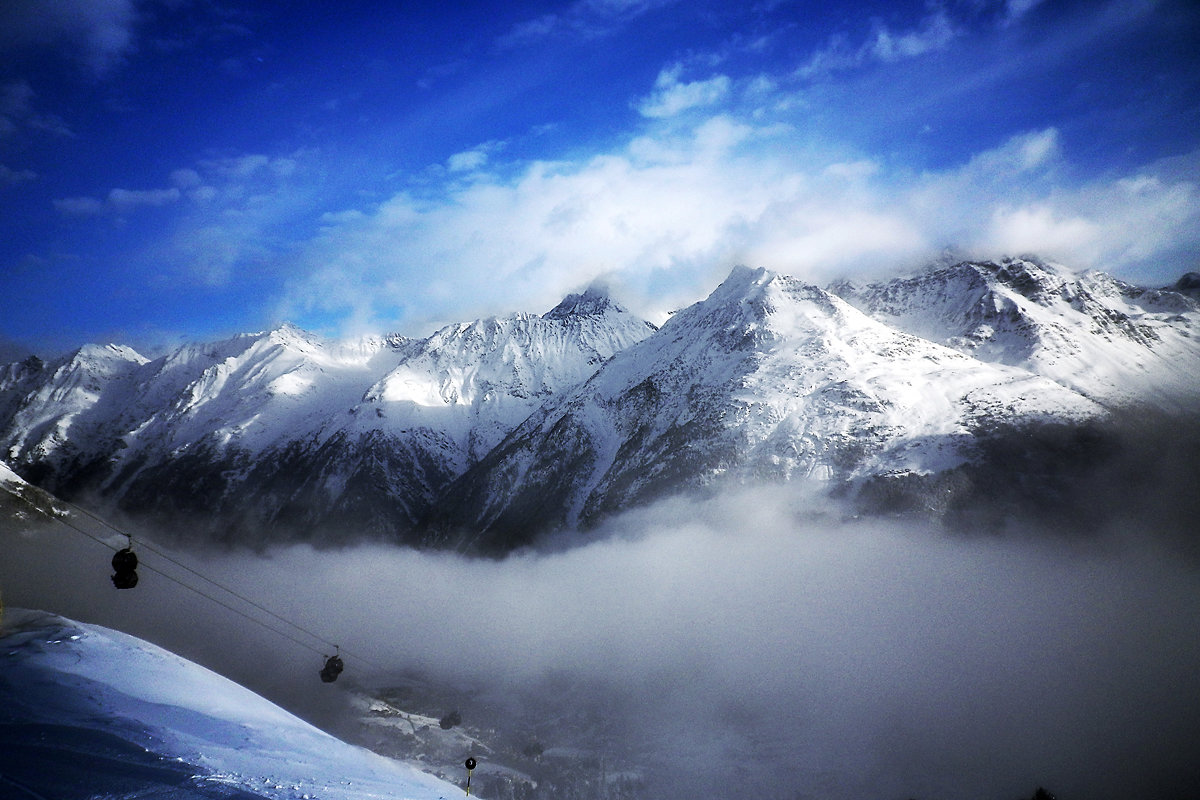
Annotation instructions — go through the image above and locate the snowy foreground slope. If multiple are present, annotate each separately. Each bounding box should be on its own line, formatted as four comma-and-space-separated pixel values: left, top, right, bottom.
0, 608, 461, 800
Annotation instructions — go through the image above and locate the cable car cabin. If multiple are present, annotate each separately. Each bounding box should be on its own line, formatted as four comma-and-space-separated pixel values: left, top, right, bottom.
320, 654, 344, 683
111, 547, 138, 589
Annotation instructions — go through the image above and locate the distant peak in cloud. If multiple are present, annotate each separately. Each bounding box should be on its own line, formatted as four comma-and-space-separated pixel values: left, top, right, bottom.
544, 280, 624, 319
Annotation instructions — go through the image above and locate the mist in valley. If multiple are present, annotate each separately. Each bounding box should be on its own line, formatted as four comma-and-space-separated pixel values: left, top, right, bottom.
5, 457, 1200, 800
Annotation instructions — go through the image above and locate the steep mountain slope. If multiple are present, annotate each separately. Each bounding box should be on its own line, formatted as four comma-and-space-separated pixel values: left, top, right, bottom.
0, 289, 655, 545
433, 266, 1105, 552
831, 257, 1200, 410
0, 609, 460, 800
3, 259, 1197, 552
362, 286, 659, 465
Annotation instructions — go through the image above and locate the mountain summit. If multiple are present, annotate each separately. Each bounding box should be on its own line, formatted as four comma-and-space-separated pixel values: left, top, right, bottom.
432, 265, 1107, 551
0, 289, 656, 546
2, 259, 1197, 551
832, 257, 1200, 409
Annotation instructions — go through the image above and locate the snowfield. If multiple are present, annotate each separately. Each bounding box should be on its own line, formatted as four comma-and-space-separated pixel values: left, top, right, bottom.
0, 608, 462, 800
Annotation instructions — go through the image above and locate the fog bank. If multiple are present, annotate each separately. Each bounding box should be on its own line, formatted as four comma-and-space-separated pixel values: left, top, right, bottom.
3, 485, 1199, 799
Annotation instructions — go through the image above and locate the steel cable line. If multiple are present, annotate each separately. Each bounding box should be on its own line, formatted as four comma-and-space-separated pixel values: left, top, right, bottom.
1, 482, 381, 670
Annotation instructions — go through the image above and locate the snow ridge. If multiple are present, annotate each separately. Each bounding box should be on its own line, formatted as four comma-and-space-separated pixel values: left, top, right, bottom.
831, 256, 1200, 410
0, 288, 656, 545
2, 261, 1197, 550
433, 265, 1109, 551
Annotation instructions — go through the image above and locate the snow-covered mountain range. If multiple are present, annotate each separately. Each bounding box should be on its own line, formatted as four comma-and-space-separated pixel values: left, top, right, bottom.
2, 257, 1198, 551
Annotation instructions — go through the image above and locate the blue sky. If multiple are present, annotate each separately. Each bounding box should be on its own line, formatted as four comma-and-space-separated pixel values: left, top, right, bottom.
2, 0, 1199, 354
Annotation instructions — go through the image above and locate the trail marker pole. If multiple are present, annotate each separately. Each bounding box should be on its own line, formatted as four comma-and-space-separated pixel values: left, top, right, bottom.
464, 757, 476, 796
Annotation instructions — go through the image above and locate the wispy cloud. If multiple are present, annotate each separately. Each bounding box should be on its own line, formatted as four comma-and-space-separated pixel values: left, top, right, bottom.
0, 164, 37, 186
55, 187, 182, 217
0, 0, 138, 76
0, 81, 74, 139
445, 140, 505, 173
51, 149, 320, 291
797, 7, 960, 79
1002, 0, 1049, 25
636, 64, 732, 118
496, 0, 680, 47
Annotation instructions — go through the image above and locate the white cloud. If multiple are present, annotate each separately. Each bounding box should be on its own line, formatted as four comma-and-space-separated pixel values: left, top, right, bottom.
273, 117, 1200, 337
637, 64, 732, 118
984, 204, 1101, 258
976, 170, 1199, 268
447, 149, 488, 172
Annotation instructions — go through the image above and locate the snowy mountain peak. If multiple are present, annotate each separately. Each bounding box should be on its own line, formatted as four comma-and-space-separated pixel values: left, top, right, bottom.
74, 342, 150, 365
434, 262, 1109, 549
265, 320, 322, 349
712, 264, 775, 298
545, 282, 621, 319
667, 265, 852, 354
987, 255, 1069, 300
833, 257, 1200, 408
2, 257, 1197, 551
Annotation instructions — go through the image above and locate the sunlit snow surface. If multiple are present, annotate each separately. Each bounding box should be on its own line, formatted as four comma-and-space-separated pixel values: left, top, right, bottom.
0, 608, 458, 800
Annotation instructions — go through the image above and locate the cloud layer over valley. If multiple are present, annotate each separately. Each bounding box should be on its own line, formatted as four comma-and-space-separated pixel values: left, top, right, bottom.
5, 479, 1198, 799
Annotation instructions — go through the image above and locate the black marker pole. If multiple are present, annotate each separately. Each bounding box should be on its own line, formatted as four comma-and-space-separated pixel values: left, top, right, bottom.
464, 757, 476, 796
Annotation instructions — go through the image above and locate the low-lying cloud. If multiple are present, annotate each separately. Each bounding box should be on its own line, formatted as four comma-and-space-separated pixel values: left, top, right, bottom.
4, 480, 1198, 799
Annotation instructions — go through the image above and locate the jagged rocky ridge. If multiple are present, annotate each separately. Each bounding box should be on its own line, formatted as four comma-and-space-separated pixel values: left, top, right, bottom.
2, 259, 1198, 551
0, 288, 656, 546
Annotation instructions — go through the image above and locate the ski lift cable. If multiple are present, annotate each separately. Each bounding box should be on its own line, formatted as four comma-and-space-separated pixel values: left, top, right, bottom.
33, 487, 382, 669
136, 559, 336, 659
63, 500, 349, 653
2, 485, 326, 657
117, 535, 339, 656
1, 483, 380, 668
